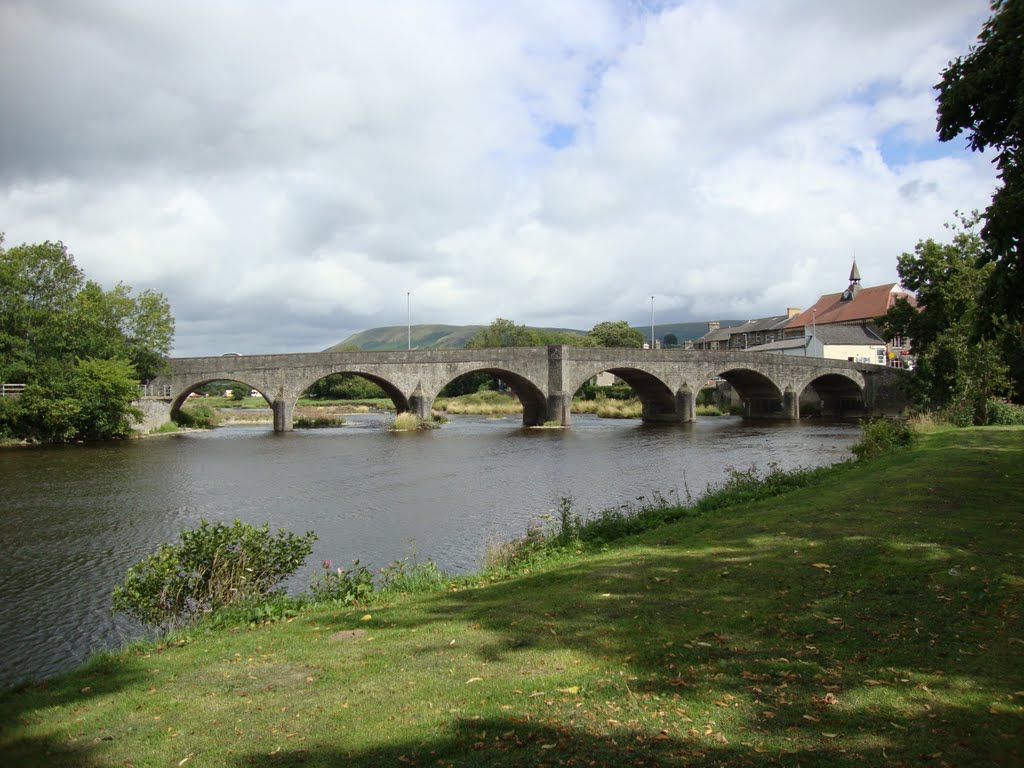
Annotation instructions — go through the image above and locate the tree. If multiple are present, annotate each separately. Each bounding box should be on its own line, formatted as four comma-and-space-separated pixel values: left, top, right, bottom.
588, 320, 645, 348
305, 373, 386, 400
663, 333, 679, 348
16, 358, 143, 441
0, 239, 84, 383
0, 237, 175, 441
534, 329, 597, 347
936, 0, 1024, 324
880, 213, 1013, 423
466, 318, 540, 348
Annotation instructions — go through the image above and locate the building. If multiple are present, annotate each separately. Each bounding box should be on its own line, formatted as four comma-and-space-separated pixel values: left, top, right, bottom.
752, 324, 887, 364
691, 320, 734, 351
693, 310, 802, 352
724, 310, 800, 350
781, 261, 915, 366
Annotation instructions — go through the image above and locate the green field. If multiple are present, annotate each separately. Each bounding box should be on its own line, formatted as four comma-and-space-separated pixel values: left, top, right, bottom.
2, 427, 1021, 766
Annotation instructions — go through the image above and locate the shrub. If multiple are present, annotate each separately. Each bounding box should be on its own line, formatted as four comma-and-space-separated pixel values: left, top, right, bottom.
112, 520, 316, 631
309, 559, 375, 604
378, 556, 449, 595
986, 399, 1024, 425
851, 418, 915, 460
176, 402, 220, 428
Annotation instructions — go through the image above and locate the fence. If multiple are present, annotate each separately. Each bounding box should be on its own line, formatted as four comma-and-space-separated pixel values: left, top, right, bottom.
0, 383, 26, 398
137, 383, 172, 398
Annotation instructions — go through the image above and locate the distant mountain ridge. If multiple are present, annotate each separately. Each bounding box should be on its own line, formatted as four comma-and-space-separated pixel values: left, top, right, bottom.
325, 320, 746, 351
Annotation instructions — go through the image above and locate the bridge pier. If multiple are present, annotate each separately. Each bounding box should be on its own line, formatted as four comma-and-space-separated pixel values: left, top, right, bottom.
546, 392, 572, 427
272, 399, 294, 432
783, 387, 800, 420
409, 390, 434, 421
677, 387, 696, 423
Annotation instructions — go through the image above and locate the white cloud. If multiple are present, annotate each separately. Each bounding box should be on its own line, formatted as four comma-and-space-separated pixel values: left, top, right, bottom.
0, 0, 997, 355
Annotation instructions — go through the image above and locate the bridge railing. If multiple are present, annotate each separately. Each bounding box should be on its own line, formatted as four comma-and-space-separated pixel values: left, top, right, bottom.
137, 383, 172, 398
0, 383, 26, 398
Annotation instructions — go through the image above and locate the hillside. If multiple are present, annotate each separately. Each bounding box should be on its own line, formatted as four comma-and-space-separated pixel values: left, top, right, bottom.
327, 320, 747, 351
324, 324, 484, 351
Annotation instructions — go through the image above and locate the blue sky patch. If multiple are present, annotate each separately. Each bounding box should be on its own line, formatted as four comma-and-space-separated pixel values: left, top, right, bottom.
542, 122, 577, 149
879, 125, 970, 168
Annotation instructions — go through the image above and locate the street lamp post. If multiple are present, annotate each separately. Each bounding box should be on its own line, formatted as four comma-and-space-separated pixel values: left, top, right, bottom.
407, 292, 411, 351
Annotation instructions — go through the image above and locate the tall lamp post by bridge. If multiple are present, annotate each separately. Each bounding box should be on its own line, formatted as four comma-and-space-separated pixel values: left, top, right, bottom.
650, 295, 655, 350
407, 292, 411, 351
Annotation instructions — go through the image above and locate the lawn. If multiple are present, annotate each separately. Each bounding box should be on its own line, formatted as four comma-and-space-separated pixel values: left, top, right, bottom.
1, 427, 1021, 766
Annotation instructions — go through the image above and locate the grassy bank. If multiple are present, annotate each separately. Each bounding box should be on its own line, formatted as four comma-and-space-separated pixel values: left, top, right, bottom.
2, 427, 1021, 766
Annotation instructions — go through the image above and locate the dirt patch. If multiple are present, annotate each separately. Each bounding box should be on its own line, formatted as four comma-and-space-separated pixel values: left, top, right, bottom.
329, 629, 368, 642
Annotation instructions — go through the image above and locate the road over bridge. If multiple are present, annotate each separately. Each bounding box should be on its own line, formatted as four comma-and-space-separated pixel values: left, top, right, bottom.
146, 346, 907, 432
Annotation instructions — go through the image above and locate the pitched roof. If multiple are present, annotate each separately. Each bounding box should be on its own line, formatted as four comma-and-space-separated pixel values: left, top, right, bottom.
746, 337, 809, 352
727, 314, 791, 336
814, 324, 885, 345
692, 325, 735, 345
785, 283, 914, 330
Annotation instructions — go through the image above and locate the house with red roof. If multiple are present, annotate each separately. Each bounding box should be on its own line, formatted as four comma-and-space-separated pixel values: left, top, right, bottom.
781, 261, 916, 367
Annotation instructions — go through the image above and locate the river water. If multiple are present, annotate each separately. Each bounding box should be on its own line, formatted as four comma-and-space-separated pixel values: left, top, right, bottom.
0, 414, 858, 687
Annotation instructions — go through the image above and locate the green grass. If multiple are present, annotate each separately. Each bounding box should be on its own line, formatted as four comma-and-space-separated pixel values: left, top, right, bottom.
2, 427, 1021, 766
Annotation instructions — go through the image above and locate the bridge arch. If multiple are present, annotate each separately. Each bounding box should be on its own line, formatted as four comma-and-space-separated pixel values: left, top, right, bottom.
435, 367, 549, 426
567, 365, 681, 423
169, 378, 271, 423
797, 370, 866, 418
295, 370, 411, 414
701, 366, 787, 419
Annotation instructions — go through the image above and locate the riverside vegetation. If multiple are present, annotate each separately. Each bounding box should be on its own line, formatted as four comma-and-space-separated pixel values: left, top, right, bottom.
1, 421, 1021, 766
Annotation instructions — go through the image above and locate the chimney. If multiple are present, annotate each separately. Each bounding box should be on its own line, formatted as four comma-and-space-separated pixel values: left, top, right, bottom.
787, 307, 801, 318
707, 320, 720, 332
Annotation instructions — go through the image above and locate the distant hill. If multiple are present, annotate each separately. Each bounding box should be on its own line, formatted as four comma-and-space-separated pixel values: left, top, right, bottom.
326, 320, 748, 351
325, 325, 485, 351
648, 321, 746, 345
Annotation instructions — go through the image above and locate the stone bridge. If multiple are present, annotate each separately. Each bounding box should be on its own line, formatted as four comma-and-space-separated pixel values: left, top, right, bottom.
146, 346, 907, 432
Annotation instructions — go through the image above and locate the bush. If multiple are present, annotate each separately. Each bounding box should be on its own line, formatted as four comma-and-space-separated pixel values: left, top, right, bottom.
308, 559, 375, 604
986, 399, 1024, 425
577, 383, 635, 401
378, 556, 449, 595
851, 418, 915, 460
113, 520, 316, 631
176, 402, 220, 428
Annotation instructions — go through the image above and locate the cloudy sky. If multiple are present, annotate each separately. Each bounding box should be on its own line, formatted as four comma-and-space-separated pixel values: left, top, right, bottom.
0, 0, 998, 356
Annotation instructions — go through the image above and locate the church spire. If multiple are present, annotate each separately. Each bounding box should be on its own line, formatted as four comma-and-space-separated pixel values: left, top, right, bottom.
841, 259, 862, 301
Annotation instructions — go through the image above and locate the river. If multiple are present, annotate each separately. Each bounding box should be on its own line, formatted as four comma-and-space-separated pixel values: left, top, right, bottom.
0, 413, 859, 687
